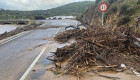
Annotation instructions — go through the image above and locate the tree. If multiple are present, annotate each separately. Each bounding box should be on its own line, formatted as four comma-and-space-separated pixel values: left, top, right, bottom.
137, 0, 140, 4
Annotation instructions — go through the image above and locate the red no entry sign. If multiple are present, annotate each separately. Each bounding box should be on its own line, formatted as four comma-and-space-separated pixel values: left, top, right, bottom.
99, 3, 108, 12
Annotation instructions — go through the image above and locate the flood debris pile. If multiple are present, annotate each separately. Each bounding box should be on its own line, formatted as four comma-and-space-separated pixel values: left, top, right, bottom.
54, 29, 85, 43
48, 26, 140, 78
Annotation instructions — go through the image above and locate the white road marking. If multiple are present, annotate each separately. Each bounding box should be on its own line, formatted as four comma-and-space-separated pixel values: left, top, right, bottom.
19, 27, 62, 80
19, 47, 46, 80
53, 27, 62, 37
0, 31, 32, 46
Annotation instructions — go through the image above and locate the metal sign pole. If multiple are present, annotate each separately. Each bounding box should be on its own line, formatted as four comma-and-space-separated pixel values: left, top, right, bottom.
100, 3, 108, 26
102, 12, 104, 26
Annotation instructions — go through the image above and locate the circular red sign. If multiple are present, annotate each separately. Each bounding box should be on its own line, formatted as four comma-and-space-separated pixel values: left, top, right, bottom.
99, 3, 108, 12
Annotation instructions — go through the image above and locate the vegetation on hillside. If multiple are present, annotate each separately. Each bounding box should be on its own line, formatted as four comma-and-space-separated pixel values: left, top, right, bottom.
0, 1, 94, 20
82, 0, 140, 27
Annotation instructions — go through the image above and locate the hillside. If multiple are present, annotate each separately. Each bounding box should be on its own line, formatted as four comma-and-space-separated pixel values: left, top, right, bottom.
0, 1, 94, 20
46, 1, 94, 17
82, 0, 140, 28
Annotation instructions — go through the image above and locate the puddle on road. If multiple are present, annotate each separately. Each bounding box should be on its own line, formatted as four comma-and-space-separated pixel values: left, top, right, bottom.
38, 40, 47, 45
31, 70, 45, 80
41, 57, 53, 66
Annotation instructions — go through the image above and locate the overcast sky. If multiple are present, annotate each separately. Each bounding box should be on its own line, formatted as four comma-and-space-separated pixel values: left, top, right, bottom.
0, 0, 95, 11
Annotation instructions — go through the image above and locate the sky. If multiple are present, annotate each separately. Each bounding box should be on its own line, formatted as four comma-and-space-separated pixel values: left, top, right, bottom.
0, 0, 95, 11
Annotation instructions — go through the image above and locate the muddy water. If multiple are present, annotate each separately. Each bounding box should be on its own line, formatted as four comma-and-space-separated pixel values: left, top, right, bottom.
37, 19, 80, 27
0, 19, 79, 34
0, 25, 24, 34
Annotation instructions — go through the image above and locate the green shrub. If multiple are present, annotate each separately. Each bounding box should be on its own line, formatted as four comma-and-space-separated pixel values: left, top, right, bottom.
137, 0, 140, 4
120, 4, 129, 14
117, 16, 131, 26
126, 7, 135, 15
110, 5, 118, 13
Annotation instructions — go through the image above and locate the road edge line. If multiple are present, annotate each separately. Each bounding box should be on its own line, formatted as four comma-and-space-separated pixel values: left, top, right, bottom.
19, 47, 46, 80
53, 27, 62, 37
19, 27, 62, 80
0, 31, 32, 46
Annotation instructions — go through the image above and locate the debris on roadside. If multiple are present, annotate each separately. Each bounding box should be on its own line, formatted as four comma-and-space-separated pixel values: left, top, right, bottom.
54, 29, 85, 43
47, 25, 140, 79
130, 68, 140, 77
0, 23, 42, 40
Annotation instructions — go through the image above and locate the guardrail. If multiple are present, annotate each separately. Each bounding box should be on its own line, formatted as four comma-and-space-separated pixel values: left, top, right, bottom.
0, 31, 32, 46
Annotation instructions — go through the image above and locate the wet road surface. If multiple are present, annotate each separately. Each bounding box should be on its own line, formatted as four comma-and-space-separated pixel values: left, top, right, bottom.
0, 28, 60, 80
0, 19, 79, 80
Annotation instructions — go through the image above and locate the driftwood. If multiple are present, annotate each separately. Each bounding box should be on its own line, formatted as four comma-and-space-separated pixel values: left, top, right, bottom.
46, 57, 57, 61
47, 26, 140, 79
93, 71, 120, 80
92, 45, 109, 65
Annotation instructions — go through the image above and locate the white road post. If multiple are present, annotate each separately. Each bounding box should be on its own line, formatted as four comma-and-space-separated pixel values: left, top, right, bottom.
102, 12, 104, 26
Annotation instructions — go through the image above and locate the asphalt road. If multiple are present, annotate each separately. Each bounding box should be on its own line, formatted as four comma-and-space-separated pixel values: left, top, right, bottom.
0, 28, 61, 80
0, 19, 79, 80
